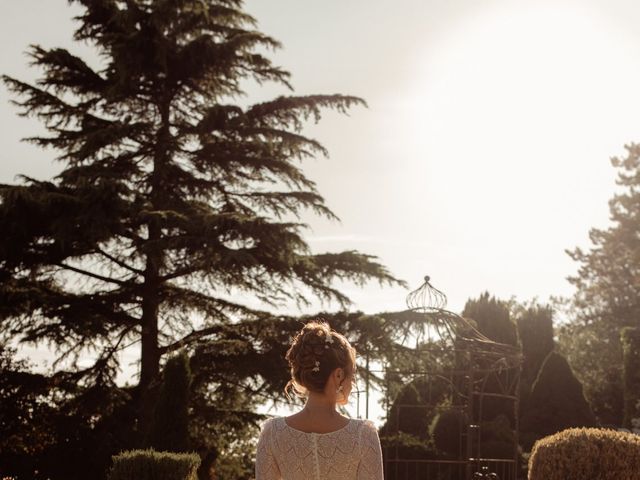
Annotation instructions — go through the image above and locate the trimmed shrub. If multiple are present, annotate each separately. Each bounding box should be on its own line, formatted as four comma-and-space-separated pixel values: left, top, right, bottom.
430, 407, 467, 457
381, 375, 450, 438
109, 449, 199, 480
621, 327, 640, 429
520, 351, 596, 450
528, 427, 640, 480
477, 414, 516, 459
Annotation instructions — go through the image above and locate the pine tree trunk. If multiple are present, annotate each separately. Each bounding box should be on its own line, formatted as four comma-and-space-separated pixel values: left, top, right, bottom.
139, 98, 171, 439
139, 249, 161, 441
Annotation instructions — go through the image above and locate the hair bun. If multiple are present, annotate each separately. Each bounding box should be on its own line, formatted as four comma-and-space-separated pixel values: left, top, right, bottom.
284, 320, 356, 399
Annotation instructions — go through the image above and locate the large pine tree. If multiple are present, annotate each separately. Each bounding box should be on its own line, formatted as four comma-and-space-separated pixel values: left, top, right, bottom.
0, 0, 401, 434
562, 142, 640, 424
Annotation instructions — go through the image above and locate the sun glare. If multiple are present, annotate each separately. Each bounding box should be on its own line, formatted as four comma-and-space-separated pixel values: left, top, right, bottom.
401, 3, 636, 232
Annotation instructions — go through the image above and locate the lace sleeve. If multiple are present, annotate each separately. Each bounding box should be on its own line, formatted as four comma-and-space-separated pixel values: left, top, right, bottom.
356, 420, 384, 480
255, 418, 281, 480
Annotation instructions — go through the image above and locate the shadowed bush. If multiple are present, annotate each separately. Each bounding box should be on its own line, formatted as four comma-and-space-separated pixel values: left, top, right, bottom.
381, 375, 451, 439
477, 414, 516, 459
108, 449, 200, 480
147, 353, 193, 452
520, 351, 596, 450
430, 407, 467, 457
528, 428, 640, 480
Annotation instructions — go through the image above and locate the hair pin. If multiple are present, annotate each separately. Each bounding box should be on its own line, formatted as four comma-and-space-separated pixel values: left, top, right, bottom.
312, 361, 320, 372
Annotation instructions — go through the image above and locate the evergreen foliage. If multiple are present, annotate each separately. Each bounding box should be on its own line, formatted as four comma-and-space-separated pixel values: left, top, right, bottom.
557, 318, 623, 426
563, 143, 640, 424
0, 344, 57, 479
147, 352, 193, 452
379, 432, 444, 480
462, 292, 519, 347
0, 0, 403, 456
621, 327, 640, 429
108, 449, 200, 480
0, 357, 137, 480
519, 351, 596, 450
476, 414, 516, 459
380, 374, 450, 438
461, 293, 519, 431
513, 302, 555, 424
429, 407, 466, 457
515, 303, 554, 385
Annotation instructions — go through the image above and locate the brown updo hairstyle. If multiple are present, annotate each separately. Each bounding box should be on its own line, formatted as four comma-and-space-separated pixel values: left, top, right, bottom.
285, 321, 356, 399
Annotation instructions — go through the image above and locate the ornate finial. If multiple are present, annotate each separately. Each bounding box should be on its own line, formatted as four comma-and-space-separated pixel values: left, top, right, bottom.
406, 275, 447, 311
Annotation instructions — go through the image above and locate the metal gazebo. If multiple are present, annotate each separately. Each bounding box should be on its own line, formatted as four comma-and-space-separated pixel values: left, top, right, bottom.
357, 277, 522, 480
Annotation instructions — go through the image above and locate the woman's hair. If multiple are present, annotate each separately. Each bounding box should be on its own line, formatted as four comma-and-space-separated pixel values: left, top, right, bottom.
285, 321, 356, 399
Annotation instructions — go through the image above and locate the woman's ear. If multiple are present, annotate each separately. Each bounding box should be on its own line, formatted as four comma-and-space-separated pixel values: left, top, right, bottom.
334, 367, 345, 383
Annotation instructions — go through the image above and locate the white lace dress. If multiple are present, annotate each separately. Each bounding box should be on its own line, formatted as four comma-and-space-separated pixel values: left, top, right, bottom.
255, 416, 384, 480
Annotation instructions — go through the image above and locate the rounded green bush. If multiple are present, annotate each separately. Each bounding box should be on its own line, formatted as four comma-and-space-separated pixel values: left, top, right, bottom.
430, 407, 467, 457
528, 427, 640, 480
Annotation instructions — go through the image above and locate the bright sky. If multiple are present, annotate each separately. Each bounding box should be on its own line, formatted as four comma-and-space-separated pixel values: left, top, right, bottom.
3, 1, 640, 410
244, 0, 640, 314
3, 0, 637, 313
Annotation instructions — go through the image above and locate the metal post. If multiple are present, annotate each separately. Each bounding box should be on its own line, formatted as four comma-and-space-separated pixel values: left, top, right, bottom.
365, 353, 370, 419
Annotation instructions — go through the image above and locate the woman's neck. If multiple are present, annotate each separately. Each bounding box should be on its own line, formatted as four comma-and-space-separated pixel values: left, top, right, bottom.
303, 394, 338, 416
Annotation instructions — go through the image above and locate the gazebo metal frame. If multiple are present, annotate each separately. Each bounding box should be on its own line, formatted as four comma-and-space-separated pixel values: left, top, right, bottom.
357, 277, 522, 480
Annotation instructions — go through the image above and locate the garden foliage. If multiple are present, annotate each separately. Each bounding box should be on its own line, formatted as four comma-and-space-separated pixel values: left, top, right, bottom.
147, 353, 193, 452
563, 143, 640, 424
528, 427, 640, 480
108, 449, 200, 480
520, 351, 596, 450
621, 327, 640, 430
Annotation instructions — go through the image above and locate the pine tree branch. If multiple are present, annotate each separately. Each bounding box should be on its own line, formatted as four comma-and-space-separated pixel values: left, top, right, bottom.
95, 247, 144, 275
159, 265, 200, 282
54, 262, 132, 287
159, 325, 222, 355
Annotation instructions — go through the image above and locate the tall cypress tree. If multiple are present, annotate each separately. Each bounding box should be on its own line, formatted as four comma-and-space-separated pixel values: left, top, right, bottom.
516, 304, 554, 386
148, 352, 192, 452
0, 0, 401, 433
462, 292, 519, 347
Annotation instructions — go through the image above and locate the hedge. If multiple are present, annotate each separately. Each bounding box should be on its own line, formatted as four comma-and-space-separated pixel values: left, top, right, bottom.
528, 427, 640, 480
108, 449, 200, 480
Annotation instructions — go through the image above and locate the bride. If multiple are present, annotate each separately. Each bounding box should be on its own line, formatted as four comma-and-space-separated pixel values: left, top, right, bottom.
255, 321, 383, 480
